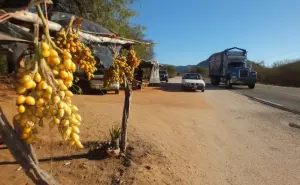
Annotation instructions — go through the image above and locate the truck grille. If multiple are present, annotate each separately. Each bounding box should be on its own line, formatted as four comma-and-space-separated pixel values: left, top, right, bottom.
239, 69, 248, 78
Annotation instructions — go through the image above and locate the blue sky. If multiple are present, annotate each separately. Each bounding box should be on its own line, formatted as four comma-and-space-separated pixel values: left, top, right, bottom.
131, 0, 300, 66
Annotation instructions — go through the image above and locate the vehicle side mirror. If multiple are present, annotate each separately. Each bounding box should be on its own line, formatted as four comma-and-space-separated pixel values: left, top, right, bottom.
182, 77, 185, 79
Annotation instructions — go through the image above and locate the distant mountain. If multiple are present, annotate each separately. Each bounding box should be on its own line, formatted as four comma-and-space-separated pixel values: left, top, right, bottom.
197, 59, 209, 67
173, 59, 209, 74
175, 65, 196, 73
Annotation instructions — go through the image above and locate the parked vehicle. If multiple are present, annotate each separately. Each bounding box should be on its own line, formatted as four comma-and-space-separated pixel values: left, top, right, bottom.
89, 68, 120, 94
159, 70, 169, 83
208, 47, 257, 89
181, 73, 205, 92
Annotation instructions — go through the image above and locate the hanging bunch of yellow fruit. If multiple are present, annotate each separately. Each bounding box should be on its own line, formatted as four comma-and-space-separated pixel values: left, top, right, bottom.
54, 25, 96, 80
104, 48, 141, 87
13, 7, 86, 149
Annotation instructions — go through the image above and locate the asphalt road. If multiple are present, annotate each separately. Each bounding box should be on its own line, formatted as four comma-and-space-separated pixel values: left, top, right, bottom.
205, 81, 300, 114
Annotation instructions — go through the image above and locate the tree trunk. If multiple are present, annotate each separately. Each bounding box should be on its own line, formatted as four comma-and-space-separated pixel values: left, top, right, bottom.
0, 107, 59, 185
120, 76, 132, 153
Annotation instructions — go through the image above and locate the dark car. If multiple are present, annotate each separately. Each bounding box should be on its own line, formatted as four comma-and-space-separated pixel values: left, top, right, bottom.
159, 70, 169, 83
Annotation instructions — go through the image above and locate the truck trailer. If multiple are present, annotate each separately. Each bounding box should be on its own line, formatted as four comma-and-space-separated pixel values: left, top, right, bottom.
208, 47, 257, 89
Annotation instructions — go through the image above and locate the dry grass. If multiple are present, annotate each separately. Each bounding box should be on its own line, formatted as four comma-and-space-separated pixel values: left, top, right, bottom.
253, 60, 300, 87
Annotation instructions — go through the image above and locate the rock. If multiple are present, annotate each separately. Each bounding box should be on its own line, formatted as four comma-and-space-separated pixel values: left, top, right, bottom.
145, 165, 151, 170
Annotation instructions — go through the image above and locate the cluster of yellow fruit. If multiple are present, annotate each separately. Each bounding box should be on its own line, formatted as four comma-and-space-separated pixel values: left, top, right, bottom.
13, 41, 84, 148
55, 29, 96, 80
127, 49, 141, 69
104, 48, 141, 87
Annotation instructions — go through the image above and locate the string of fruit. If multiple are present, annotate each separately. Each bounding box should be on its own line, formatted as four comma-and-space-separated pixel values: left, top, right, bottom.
104, 48, 140, 87
54, 23, 97, 80
13, 6, 86, 149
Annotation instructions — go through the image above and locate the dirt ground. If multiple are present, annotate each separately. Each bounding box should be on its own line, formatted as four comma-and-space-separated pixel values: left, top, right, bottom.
1, 77, 300, 185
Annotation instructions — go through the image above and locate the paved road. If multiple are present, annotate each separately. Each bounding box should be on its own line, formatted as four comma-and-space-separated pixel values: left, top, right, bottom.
205, 81, 300, 113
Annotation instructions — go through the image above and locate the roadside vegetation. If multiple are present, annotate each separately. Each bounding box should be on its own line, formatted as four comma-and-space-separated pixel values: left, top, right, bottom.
252, 60, 300, 87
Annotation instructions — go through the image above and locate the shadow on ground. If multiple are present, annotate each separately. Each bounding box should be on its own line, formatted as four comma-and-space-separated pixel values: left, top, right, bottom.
0, 141, 111, 165
156, 81, 253, 93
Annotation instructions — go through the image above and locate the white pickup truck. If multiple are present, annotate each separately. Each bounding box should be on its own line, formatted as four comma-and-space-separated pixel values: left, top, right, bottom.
89, 68, 120, 94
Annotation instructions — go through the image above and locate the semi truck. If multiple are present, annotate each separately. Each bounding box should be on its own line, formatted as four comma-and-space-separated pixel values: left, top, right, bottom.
208, 47, 257, 89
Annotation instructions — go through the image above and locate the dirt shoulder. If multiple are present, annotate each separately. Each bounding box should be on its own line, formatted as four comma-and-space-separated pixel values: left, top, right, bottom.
1, 77, 300, 185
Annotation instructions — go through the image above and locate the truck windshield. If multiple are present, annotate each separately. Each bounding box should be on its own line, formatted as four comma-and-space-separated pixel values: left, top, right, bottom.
159, 70, 167, 74
184, 74, 201, 79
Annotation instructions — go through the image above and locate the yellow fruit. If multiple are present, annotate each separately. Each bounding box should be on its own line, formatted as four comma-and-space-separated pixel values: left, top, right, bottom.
49, 49, 59, 58
71, 105, 78, 112
63, 59, 72, 69
70, 117, 78, 125
24, 80, 36, 89
23, 127, 31, 134
25, 136, 33, 144
59, 82, 68, 91
41, 41, 50, 50
58, 64, 65, 70
16, 95, 26, 104
34, 73, 41, 83
70, 62, 76, 72
36, 98, 45, 106
69, 140, 76, 147
42, 50, 50, 57
75, 114, 82, 121
67, 73, 73, 81
72, 126, 80, 134
52, 70, 59, 76
63, 127, 72, 140
58, 109, 65, 118
65, 97, 71, 104
18, 105, 26, 113
62, 119, 69, 126
59, 70, 68, 79
71, 133, 80, 141
65, 81, 73, 88
21, 132, 29, 139
46, 86, 52, 94
25, 96, 35, 105
54, 118, 60, 125
16, 86, 27, 95
49, 57, 61, 65
20, 75, 31, 83
42, 93, 51, 100
75, 140, 84, 149
53, 96, 61, 104
38, 81, 48, 90
59, 91, 65, 98
65, 90, 73, 97
63, 51, 72, 60
58, 101, 65, 109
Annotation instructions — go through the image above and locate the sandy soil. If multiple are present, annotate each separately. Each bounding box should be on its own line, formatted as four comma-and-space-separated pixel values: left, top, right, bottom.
1, 77, 300, 185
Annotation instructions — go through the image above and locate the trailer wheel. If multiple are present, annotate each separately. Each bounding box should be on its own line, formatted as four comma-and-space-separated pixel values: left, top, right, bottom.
248, 84, 255, 89
225, 79, 232, 89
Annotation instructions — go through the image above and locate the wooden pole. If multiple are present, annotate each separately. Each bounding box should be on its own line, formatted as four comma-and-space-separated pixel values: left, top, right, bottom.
0, 107, 59, 185
120, 76, 132, 153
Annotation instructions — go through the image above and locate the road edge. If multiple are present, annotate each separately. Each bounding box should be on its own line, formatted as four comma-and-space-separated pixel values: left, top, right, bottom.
241, 94, 300, 115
